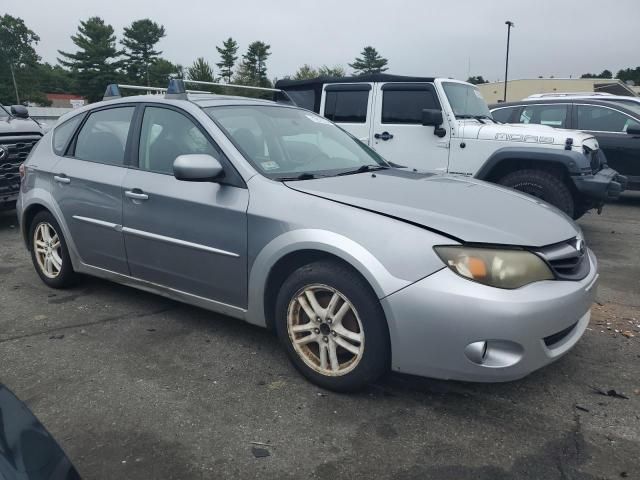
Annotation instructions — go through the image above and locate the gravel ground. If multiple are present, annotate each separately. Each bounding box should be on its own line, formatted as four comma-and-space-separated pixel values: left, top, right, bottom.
1, 194, 639, 480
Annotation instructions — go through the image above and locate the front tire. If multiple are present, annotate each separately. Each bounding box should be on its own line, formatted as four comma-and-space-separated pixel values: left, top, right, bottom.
275, 260, 390, 392
29, 211, 77, 288
498, 169, 575, 218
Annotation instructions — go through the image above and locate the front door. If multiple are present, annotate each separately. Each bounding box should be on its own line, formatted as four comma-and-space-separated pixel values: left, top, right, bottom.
319, 83, 374, 144
122, 105, 249, 307
575, 103, 640, 185
53, 105, 135, 274
370, 83, 450, 172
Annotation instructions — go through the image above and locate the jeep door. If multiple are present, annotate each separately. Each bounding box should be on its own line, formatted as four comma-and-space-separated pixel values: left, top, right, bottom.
574, 103, 640, 184
370, 83, 449, 172
52, 105, 134, 274
121, 104, 248, 308
319, 83, 374, 144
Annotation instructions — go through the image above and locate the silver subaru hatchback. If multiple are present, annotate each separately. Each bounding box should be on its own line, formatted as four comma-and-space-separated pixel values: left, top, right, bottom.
17, 80, 598, 391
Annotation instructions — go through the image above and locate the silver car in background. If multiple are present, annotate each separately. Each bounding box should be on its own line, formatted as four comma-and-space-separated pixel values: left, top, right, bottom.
17, 80, 598, 391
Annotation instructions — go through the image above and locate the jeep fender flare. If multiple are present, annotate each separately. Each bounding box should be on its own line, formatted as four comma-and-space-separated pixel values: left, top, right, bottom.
475, 146, 587, 181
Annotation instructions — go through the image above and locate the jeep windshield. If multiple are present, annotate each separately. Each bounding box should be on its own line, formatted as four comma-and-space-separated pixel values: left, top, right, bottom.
442, 82, 494, 121
206, 105, 388, 180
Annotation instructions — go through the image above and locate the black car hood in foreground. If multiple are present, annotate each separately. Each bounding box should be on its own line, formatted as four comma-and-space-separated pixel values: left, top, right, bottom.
286, 169, 579, 247
0, 385, 80, 480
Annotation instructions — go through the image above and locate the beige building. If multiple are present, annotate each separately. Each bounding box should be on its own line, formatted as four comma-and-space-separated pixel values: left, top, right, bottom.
477, 78, 637, 104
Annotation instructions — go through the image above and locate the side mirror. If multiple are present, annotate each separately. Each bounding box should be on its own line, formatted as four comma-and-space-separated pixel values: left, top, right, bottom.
627, 125, 640, 136
421, 109, 443, 127
10, 105, 29, 119
173, 154, 224, 182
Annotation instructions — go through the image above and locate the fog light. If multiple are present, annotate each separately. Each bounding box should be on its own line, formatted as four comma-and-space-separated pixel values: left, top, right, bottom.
465, 341, 488, 364
464, 340, 524, 367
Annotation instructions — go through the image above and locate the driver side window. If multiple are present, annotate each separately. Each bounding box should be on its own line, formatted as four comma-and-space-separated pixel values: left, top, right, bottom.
138, 106, 220, 175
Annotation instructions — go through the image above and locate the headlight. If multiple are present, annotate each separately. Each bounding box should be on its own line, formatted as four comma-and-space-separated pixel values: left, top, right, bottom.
434, 246, 554, 289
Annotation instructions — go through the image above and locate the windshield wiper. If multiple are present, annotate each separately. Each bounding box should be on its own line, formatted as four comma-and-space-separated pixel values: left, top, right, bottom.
455, 114, 497, 124
335, 164, 389, 176
276, 172, 318, 181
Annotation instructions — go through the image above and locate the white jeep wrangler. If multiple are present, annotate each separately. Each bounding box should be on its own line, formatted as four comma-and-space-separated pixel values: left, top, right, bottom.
276, 74, 626, 218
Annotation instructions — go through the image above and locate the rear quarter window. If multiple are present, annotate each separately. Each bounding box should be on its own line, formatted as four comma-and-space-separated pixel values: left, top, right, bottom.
52, 115, 83, 155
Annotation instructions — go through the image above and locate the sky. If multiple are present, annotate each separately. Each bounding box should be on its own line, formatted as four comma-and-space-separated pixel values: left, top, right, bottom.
5, 0, 640, 83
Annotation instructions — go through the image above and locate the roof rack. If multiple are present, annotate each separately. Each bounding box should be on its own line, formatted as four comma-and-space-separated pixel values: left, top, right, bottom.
525, 92, 615, 99
103, 79, 296, 105
166, 78, 296, 104
102, 83, 210, 100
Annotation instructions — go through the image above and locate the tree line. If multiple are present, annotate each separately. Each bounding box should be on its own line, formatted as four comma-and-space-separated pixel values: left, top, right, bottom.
0, 14, 391, 105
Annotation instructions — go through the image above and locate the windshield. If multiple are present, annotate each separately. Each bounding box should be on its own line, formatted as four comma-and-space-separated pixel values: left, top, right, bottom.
442, 82, 492, 119
205, 105, 387, 179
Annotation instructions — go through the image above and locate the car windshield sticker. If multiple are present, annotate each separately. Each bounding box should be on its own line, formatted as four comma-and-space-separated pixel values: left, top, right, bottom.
261, 161, 280, 171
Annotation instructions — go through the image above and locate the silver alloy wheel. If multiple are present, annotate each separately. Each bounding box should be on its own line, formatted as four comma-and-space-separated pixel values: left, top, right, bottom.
287, 284, 365, 376
33, 222, 63, 279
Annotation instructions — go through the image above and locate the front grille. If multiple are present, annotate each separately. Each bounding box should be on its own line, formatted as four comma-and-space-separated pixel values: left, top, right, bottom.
544, 321, 578, 347
0, 134, 41, 199
535, 237, 590, 281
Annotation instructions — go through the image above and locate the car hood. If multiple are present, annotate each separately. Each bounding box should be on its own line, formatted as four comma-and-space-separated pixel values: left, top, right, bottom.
460, 121, 598, 149
285, 169, 579, 247
0, 116, 43, 135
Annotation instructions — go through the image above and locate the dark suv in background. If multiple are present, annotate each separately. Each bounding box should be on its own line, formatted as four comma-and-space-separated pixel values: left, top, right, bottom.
490, 98, 640, 190
0, 104, 43, 209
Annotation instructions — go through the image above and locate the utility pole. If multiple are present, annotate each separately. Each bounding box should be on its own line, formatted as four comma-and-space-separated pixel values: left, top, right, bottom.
503, 20, 515, 102
9, 63, 20, 104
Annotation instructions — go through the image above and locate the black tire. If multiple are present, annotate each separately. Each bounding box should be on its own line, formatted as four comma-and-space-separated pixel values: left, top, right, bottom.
275, 260, 390, 392
498, 169, 575, 218
29, 210, 77, 288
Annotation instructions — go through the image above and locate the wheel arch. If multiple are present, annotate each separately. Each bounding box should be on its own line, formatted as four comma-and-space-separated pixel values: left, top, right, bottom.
476, 146, 584, 184
245, 229, 411, 330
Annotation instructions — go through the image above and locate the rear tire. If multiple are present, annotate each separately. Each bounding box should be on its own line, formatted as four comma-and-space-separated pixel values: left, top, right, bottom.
29, 211, 77, 289
498, 169, 575, 218
275, 260, 390, 392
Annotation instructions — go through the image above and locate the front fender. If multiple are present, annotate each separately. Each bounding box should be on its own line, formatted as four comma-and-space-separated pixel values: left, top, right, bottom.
245, 229, 416, 327
475, 146, 587, 180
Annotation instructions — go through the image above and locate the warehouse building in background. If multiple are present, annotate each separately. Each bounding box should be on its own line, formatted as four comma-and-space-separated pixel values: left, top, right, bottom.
478, 78, 638, 103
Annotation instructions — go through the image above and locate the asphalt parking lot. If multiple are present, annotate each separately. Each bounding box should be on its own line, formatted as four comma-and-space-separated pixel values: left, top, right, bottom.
1, 195, 639, 480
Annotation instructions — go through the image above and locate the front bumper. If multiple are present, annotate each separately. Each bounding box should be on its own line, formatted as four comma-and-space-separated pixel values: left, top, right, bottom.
572, 167, 627, 202
381, 249, 598, 382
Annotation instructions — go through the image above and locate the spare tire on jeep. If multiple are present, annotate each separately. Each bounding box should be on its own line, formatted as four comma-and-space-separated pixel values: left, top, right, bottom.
498, 169, 575, 219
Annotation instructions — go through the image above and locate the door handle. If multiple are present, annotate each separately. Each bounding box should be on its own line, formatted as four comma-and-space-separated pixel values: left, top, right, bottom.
374, 131, 394, 141
125, 189, 149, 201
53, 175, 70, 184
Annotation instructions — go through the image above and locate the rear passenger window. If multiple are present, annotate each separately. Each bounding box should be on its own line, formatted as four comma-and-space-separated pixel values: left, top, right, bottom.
491, 107, 515, 123
53, 115, 83, 155
382, 89, 438, 124
74, 107, 134, 165
519, 104, 569, 128
138, 106, 220, 175
324, 90, 369, 123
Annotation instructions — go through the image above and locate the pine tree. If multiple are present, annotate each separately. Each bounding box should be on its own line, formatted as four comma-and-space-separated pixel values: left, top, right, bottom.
235, 41, 271, 87
318, 65, 346, 78
58, 17, 122, 102
293, 64, 318, 80
187, 57, 214, 82
121, 19, 166, 85
349, 46, 388, 75
216, 37, 238, 83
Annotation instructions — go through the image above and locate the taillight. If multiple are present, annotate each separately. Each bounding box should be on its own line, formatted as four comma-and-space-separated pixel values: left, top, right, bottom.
19, 163, 25, 181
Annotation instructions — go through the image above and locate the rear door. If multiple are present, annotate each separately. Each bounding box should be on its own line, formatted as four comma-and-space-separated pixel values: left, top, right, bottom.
371, 82, 449, 172
574, 103, 640, 183
319, 83, 374, 144
52, 105, 135, 274
121, 104, 249, 307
